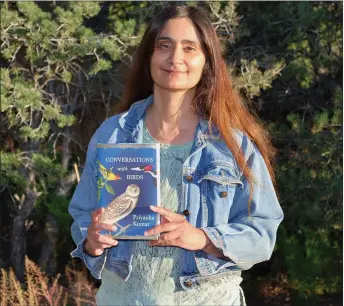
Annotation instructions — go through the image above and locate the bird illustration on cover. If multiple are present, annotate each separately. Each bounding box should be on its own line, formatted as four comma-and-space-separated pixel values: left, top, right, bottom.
130, 165, 157, 186
99, 184, 140, 235
97, 161, 121, 181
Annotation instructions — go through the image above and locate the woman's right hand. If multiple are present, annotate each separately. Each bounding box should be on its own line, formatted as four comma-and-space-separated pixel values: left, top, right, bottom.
84, 208, 119, 256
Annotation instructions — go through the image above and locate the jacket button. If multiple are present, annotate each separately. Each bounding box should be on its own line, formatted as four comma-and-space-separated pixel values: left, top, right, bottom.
220, 191, 227, 198
184, 280, 192, 288
183, 210, 190, 217
186, 175, 193, 182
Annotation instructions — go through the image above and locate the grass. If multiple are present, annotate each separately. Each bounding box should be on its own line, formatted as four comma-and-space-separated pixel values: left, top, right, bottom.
0, 256, 97, 306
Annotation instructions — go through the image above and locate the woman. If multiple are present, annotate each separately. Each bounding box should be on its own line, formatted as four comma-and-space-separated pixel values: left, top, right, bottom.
69, 5, 283, 306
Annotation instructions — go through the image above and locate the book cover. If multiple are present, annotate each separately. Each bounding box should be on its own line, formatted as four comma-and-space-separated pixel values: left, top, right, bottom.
96, 143, 160, 240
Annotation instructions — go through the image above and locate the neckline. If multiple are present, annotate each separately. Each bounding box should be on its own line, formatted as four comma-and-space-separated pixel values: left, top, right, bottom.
143, 121, 194, 149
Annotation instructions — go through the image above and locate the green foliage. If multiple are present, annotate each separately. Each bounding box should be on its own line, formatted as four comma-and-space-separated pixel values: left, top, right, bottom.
31, 153, 65, 184
207, 1, 242, 45
279, 225, 342, 298
105, 2, 152, 59
89, 58, 112, 76
230, 59, 285, 98
233, 2, 342, 302
19, 123, 50, 141
46, 195, 73, 238
272, 98, 342, 299
108, 1, 148, 21
0, 0, 156, 145
0, 1, 125, 143
0, 151, 65, 193
56, 114, 76, 128
0, 152, 26, 190
104, 183, 115, 196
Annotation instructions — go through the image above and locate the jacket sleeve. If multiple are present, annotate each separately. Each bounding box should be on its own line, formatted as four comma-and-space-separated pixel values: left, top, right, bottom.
199, 142, 284, 271
68, 131, 108, 280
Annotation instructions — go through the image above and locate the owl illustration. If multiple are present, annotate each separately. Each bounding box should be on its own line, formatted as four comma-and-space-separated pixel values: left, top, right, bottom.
99, 184, 140, 229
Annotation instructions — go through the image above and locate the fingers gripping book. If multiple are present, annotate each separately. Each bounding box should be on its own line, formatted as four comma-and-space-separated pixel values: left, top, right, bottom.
96, 143, 160, 240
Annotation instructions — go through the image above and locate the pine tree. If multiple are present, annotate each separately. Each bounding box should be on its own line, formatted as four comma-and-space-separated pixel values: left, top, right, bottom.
0, 1, 122, 280
232, 2, 342, 301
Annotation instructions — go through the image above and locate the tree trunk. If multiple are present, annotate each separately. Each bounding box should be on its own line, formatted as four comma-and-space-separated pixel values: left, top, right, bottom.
11, 215, 27, 282
37, 213, 58, 276
38, 134, 76, 274
56, 135, 77, 196
61, 130, 71, 170
11, 187, 40, 282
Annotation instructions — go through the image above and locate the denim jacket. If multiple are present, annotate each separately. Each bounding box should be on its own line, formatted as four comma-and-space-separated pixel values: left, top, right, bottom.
69, 94, 283, 290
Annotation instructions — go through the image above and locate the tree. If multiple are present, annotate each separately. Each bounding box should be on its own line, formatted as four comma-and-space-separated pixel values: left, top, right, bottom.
1, 1, 114, 280
232, 2, 342, 302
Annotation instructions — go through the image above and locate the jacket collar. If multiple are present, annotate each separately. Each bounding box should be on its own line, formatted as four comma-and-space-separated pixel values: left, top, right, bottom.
119, 95, 154, 133
118, 94, 220, 140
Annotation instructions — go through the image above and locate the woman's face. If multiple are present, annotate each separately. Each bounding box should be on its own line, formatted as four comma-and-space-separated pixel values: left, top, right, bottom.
150, 17, 206, 92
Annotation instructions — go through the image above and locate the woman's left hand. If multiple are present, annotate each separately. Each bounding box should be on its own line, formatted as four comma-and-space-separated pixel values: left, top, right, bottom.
145, 205, 208, 251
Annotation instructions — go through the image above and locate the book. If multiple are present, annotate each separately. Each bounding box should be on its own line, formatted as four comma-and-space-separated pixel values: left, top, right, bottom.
96, 143, 160, 240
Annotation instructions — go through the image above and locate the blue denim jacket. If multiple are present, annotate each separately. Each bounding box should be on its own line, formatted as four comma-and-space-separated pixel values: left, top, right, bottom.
69, 94, 283, 289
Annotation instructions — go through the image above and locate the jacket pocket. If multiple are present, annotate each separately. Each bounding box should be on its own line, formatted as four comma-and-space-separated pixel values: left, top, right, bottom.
198, 164, 243, 187
198, 164, 243, 225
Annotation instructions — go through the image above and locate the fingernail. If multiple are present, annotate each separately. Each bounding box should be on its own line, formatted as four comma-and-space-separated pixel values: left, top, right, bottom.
112, 226, 117, 231
150, 205, 156, 210
144, 231, 148, 236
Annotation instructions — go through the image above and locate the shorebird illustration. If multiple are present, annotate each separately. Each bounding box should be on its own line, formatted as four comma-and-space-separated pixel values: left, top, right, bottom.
99, 184, 140, 235
130, 165, 157, 185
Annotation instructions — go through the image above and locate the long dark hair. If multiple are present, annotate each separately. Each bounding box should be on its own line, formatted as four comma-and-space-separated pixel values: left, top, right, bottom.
119, 5, 276, 208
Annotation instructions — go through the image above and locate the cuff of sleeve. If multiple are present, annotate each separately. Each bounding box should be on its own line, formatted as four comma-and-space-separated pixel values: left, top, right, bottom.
70, 237, 108, 280
194, 227, 237, 276
199, 227, 257, 271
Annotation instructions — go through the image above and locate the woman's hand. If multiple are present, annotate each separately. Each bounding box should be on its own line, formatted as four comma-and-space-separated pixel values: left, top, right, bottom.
84, 208, 119, 256
144, 206, 208, 251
